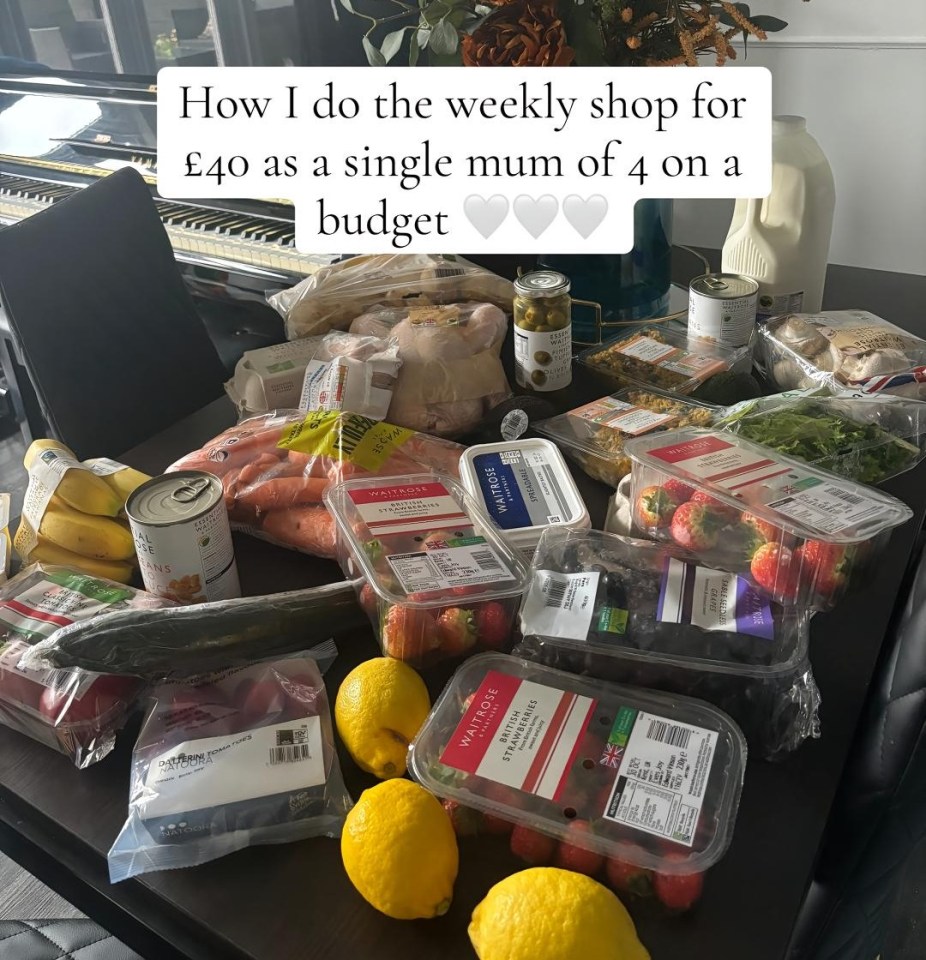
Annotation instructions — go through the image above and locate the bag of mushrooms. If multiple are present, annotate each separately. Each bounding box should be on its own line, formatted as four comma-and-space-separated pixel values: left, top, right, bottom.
757, 310, 926, 400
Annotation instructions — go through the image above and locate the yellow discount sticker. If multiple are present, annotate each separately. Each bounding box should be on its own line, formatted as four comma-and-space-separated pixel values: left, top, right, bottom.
277, 412, 413, 471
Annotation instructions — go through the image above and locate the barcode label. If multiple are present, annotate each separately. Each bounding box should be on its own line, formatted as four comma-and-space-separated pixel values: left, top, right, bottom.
822, 486, 864, 505
471, 550, 502, 571
386, 541, 515, 593
269, 743, 311, 765
768, 481, 889, 535
646, 718, 692, 749
520, 570, 600, 641
544, 578, 568, 608
603, 710, 718, 848
435, 266, 465, 278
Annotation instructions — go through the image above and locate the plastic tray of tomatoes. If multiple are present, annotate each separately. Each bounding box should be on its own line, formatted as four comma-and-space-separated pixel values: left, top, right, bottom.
410, 653, 746, 910
324, 474, 529, 666
624, 429, 913, 610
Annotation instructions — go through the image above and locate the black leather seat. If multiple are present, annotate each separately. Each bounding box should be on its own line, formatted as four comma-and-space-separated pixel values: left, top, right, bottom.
0, 166, 226, 459
0, 919, 141, 960
789, 535, 926, 959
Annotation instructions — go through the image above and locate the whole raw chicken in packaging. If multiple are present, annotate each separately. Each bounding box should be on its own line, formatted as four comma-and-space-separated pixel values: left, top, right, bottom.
350, 301, 511, 437
268, 253, 513, 340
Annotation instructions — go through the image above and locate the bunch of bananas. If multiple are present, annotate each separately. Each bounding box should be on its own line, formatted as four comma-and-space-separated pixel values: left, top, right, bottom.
15, 440, 151, 584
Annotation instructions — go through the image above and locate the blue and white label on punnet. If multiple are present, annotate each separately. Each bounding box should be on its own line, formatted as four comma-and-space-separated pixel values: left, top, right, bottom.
472, 447, 575, 531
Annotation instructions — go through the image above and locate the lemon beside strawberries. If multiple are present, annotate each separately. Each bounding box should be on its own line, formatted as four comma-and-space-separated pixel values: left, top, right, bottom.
334, 657, 430, 779
341, 779, 459, 920
470, 868, 650, 960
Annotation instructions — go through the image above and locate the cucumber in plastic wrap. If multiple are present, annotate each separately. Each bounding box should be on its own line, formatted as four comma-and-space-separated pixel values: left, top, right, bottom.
17, 580, 366, 680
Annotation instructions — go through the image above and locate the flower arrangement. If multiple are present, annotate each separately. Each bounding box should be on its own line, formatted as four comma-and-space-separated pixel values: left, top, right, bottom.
339, 0, 804, 68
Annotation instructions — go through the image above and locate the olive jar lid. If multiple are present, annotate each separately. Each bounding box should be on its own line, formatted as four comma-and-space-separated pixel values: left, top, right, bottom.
514, 269, 570, 298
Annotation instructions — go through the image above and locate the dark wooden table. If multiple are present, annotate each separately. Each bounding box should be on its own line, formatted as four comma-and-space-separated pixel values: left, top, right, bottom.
0, 259, 924, 960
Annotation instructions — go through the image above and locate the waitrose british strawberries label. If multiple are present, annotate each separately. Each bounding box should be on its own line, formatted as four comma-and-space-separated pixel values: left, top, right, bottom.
440, 670, 596, 801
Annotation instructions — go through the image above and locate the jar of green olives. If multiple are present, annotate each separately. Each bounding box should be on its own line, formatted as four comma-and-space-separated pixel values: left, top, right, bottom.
513, 270, 572, 392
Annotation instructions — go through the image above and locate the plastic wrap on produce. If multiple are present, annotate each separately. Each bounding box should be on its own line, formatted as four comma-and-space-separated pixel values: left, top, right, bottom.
757, 310, 926, 399
514, 527, 820, 760
268, 253, 513, 341
715, 388, 926, 483
533, 387, 718, 487
18, 579, 366, 680
108, 646, 351, 881
168, 410, 465, 558
349, 301, 511, 437
225, 332, 401, 420
0, 565, 173, 766
624, 428, 913, 612
577, 324, 756, 404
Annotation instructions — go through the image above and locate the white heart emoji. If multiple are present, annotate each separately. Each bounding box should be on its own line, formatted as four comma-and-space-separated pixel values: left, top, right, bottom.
463, 194, 509, 239
513, 195, 559, 239
563, 194, 609, 239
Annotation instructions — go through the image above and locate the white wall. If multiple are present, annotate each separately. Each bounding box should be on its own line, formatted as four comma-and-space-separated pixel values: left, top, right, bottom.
672, 0, 926, 275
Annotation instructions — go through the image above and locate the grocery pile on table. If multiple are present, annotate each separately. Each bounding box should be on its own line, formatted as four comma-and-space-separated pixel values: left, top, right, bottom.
5, 256, 926, 960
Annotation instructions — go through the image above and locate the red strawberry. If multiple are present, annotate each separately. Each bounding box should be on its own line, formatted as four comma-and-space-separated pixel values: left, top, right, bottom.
669, 501, 722, 552
740, 511, 782, 544
794, 539, 851, 598
441, 799, 482, 837
635, 485, 681, 529
381, 604, 440, 661
689, 490, 738, 522
473, 601, 511, 649
358, 582, 379, 617
605, 849, 654, 898
750, 541, 802, 602
510, 825, 556, 865
652, 855, 705, 912
482, 812, 515, 835
662, 478, 695, 503
435, 607, 477, 655
553, 821, 604, 876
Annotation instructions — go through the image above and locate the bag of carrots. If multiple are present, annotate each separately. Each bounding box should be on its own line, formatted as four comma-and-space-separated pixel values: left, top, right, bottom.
168, 411, 465, 558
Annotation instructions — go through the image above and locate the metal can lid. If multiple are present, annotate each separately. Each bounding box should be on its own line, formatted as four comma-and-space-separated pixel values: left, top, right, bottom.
690, 273, 759, 299
514, 270, 571, 298
126, 471, 223, 526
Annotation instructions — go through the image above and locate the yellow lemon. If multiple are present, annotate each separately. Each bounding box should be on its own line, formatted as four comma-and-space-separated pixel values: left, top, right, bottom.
470, 868, 650, 960
341, 779, 458, 920
335, 657, 430, 779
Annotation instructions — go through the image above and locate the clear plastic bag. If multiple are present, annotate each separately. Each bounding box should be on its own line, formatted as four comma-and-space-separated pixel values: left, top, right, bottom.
169, 411, 465, 558
349, 301, 511, 437
0, 564, 172, 766
715, 388, 926, 484
515, 527, 821, 760
225, 332, 402, 420
108, 644, 351, 881
268, 254, 513, 341
757, 310, 926, 399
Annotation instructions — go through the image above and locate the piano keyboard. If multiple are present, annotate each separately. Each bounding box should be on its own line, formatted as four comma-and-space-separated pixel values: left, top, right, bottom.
0, 173, 330, 280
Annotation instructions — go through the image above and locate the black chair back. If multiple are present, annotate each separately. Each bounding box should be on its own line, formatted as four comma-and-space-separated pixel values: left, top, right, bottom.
790, 534, 926, 959
0, 167, 225, 459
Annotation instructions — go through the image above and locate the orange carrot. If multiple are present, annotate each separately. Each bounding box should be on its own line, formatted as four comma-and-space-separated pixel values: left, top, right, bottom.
236, 452, 282, 487
261, 506, 337, 558
235, 476, 329, 511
